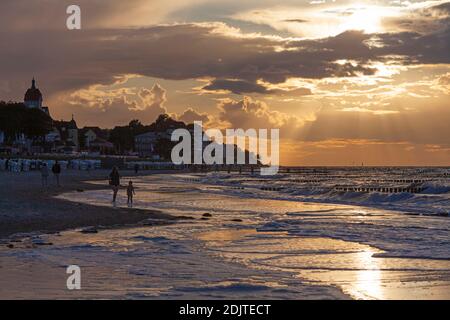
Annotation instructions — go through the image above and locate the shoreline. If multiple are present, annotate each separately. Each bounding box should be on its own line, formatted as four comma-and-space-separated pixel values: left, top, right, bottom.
1, 171, 449, 299
0, 173, 353, 300
0, 170, 179, 239
2, 169, 447, 240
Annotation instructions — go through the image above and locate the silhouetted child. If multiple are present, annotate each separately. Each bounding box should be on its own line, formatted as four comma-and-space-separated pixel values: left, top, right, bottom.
127, 180, 136, 206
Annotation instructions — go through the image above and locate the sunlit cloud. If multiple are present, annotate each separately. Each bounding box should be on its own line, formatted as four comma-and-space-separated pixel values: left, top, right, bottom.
0, 0, 449, 165
233, 3, 398, 38
232, 1, 449, 39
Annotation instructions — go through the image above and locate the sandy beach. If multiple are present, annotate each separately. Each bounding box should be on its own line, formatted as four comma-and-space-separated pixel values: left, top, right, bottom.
0, 169, 449, 299
0, 170, 174, 238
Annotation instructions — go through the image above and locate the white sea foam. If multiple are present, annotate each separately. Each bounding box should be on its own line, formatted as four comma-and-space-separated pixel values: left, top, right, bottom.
198, 167, 450, 216
1, 170, 449, 299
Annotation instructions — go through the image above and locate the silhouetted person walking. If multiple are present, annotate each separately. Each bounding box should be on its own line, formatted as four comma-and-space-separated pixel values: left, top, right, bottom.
41, 163, 49, 188
109, 166, 120, 203
52, 160, 61, 186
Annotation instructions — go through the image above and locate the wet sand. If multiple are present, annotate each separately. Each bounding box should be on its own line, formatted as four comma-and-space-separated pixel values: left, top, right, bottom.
1, 172, 449, 299
0, 170, 175, 239
197, 229, 450, 300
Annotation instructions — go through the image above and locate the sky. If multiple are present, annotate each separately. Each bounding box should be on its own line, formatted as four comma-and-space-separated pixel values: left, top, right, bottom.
0, 0, 449, 165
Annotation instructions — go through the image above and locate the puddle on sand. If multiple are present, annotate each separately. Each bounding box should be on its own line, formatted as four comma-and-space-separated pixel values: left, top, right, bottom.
196, 229, 450, 300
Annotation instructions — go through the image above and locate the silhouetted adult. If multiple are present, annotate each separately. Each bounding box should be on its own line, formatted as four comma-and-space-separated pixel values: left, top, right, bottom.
109, 166, 120, 203
52, 160, 61, 186
41, 163, 49, 188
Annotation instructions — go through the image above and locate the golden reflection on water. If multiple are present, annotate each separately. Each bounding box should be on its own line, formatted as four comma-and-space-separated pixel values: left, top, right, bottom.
353, 251, 383, 300
196, 228, 450, 300
197, 229, 387, 299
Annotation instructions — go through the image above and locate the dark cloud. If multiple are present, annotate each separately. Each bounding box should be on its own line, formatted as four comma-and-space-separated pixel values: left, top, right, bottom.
0, 1, 449, 102
203, 79, 270, 94
419, 1, 450, 19
283, 19, 308, 23
202, 78, 312, 95
383, 2, 450, 34
0, 0, 165, 30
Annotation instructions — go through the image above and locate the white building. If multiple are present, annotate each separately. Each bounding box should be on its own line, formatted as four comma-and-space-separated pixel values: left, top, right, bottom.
84, 129, 97, 148
135, 132, 158, 156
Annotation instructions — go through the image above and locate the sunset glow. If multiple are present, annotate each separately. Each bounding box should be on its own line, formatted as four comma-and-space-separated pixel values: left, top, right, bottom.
0, 1, 450, 303
0, 0, 449, 165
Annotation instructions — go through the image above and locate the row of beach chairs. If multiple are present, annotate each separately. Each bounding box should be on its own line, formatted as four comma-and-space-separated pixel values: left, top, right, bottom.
0, 159, 101, 172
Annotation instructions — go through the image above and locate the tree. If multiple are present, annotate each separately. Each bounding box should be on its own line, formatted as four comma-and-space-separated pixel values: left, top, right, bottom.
154, 138, 177, 160
108, 119, 148, 152
0, 101, 52, 144
0, 102, 24, 143
109, 126, 134, 153
22, 108, 53, 139
129, 119, 144, 131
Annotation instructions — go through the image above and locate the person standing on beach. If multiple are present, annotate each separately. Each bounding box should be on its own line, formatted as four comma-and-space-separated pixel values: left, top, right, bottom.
52, 160, 61, 187
41, 163, 49, 188
109, 166, 120, 203
127, 181, 136, 207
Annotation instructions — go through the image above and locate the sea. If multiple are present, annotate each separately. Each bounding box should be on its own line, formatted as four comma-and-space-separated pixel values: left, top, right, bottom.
0, 167, 449, 299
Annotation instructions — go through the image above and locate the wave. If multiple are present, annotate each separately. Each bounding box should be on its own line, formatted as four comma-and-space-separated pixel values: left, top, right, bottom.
199, 168, 450, 216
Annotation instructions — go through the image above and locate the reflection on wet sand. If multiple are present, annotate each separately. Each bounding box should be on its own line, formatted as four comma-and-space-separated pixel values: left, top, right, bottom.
197, 229, 450, 300
354, 251, 383, 299
2, 174, 449, 299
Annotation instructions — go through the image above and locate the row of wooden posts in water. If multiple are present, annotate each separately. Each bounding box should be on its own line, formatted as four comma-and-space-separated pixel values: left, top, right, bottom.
260, 185, 424, 193
334, 186, 424, 193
